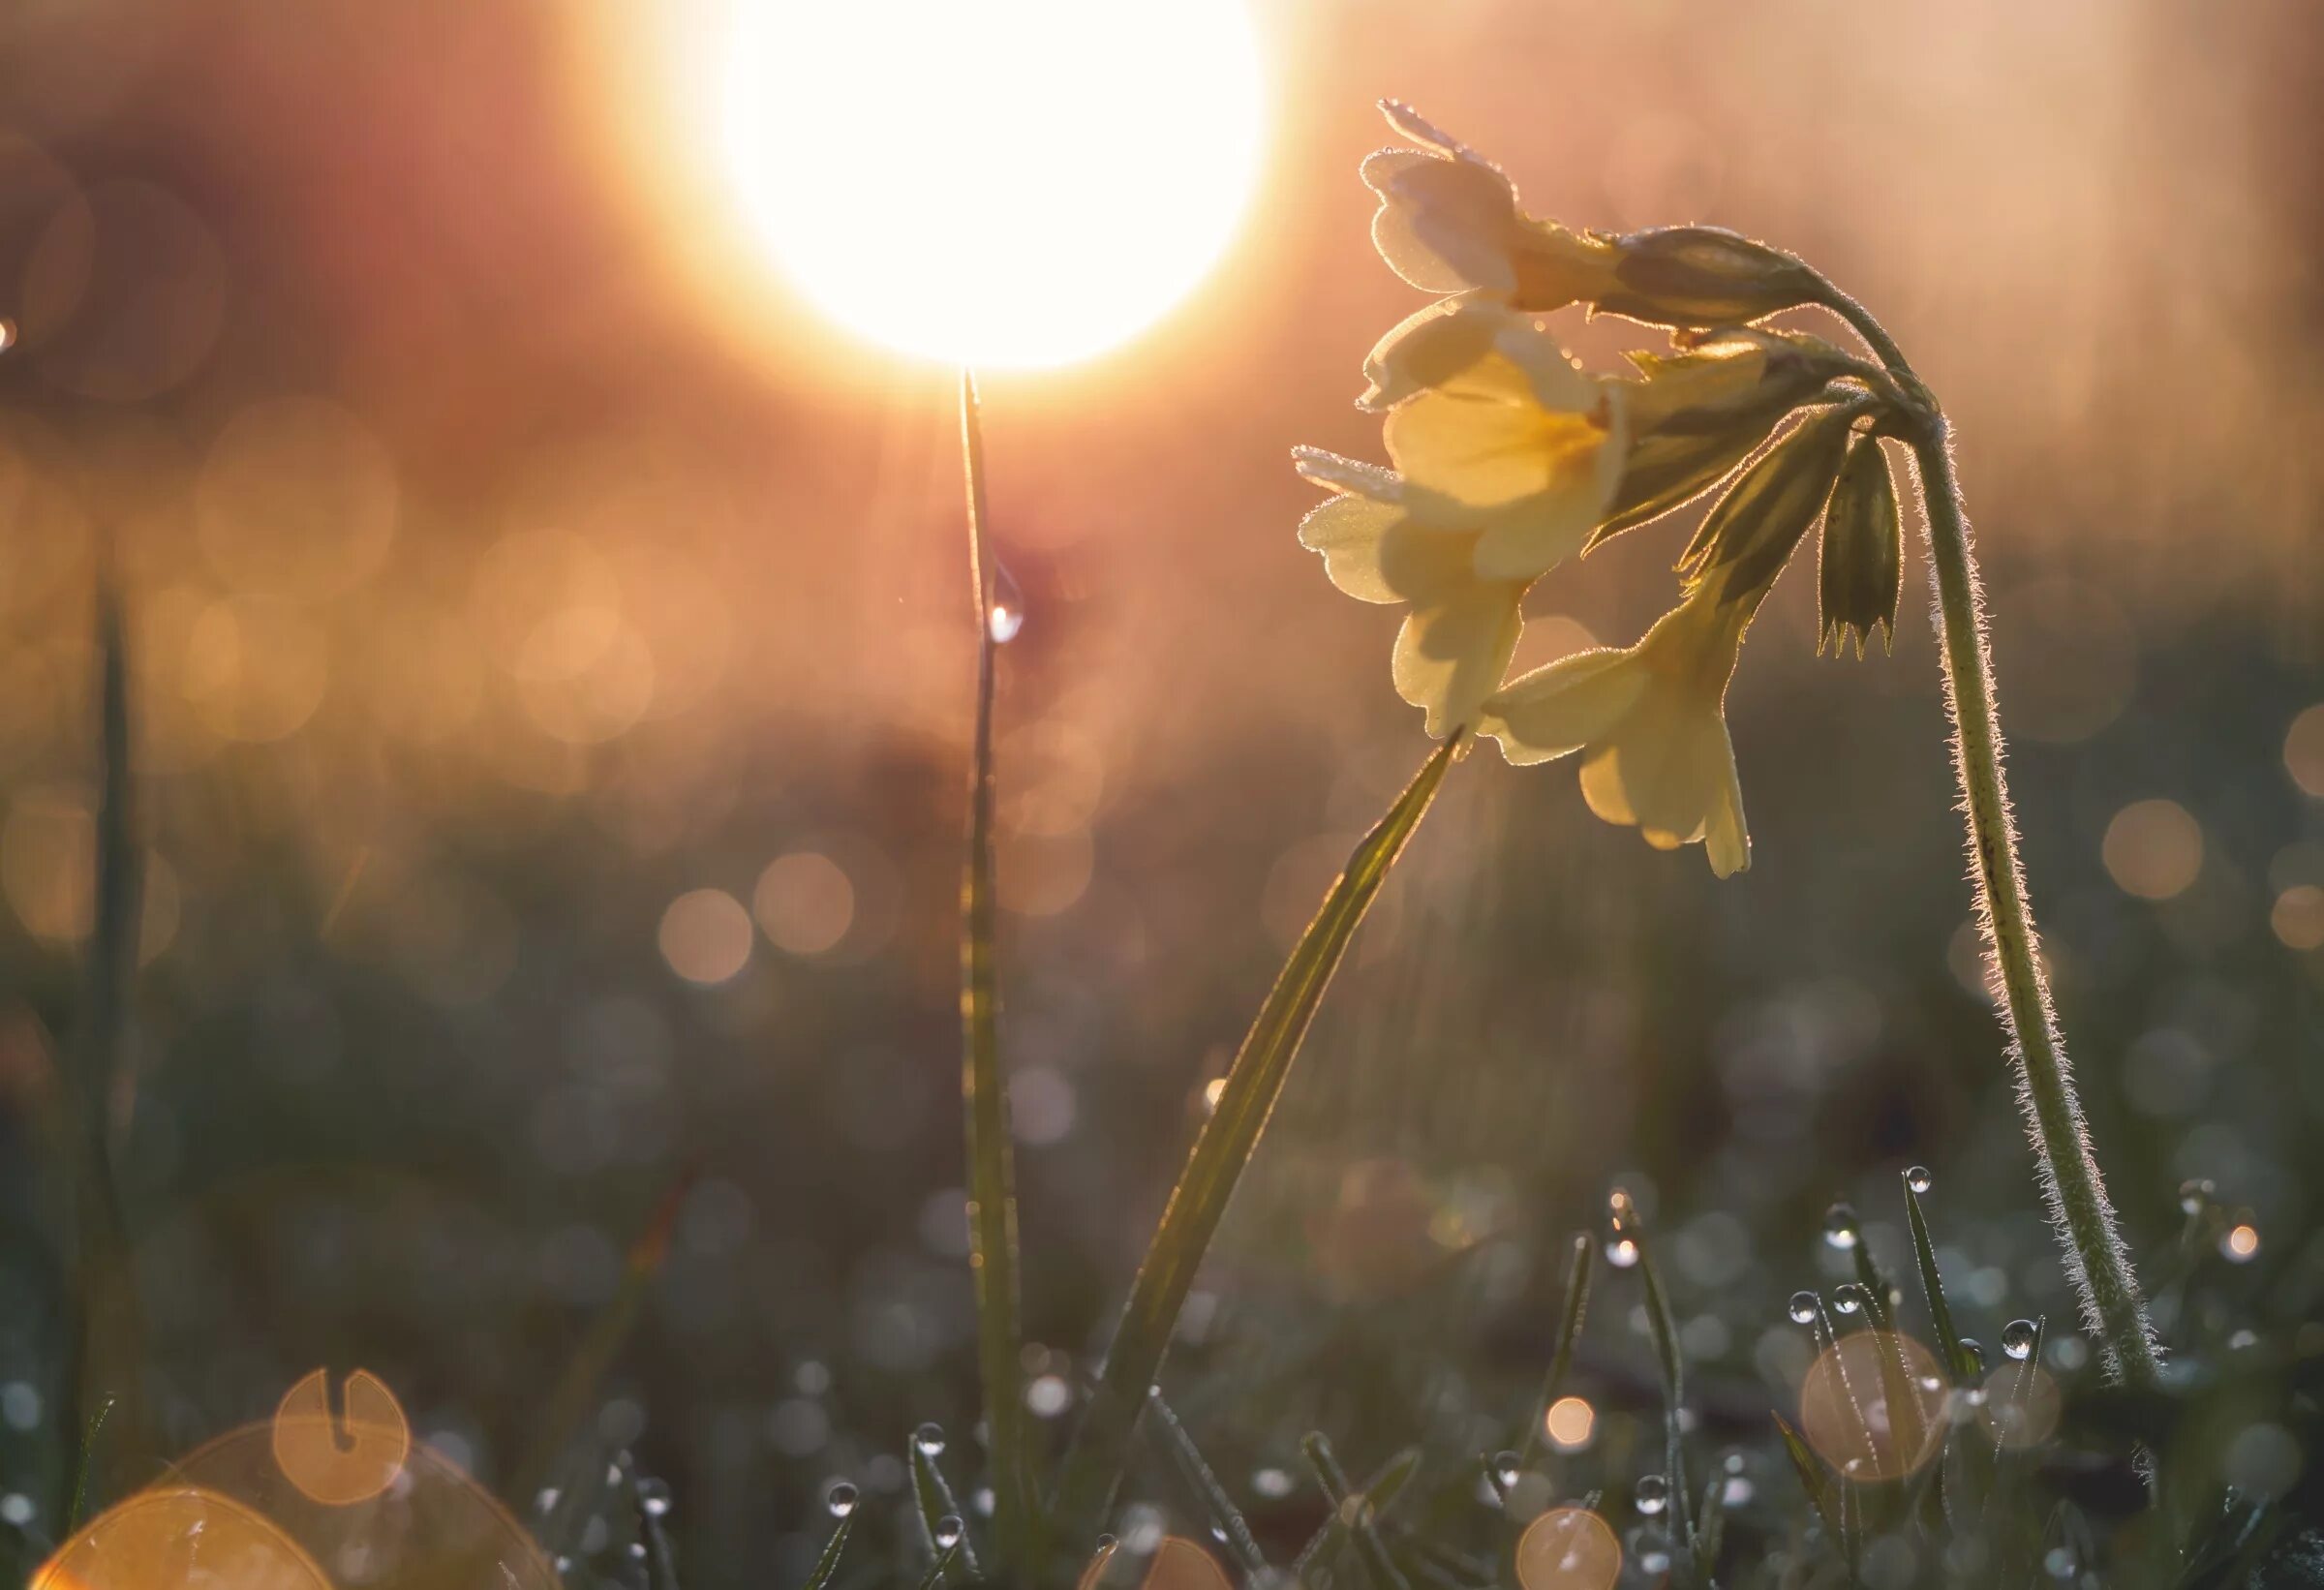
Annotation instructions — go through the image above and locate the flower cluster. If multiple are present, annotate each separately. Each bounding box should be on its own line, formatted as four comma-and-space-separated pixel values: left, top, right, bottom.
1297, 103, 1911, 875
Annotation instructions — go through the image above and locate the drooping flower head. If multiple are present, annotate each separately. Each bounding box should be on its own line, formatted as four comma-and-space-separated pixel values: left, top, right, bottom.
1477, 408, 1859, 874
1295, 301, 1628, 737
1363, 102, 1823, 331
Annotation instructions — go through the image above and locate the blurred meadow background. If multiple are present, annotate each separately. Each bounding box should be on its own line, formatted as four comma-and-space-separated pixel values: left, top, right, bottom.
1, 0, 2322, 1582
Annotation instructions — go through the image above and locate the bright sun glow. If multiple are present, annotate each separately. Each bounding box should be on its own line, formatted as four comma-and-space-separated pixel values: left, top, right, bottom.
719, 0, 1265, 369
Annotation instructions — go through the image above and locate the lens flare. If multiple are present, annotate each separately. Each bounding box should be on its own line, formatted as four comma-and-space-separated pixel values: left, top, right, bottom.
719, 0, 1266, 368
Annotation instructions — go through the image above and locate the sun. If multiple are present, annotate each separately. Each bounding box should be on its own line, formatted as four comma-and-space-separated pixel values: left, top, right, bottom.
718, 0, 1265, 370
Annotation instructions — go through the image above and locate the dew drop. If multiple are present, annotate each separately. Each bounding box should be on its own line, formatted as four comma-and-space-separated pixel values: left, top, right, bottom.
1635, 1474, 1668, 1516
2001, 1319, 2038, 1361
1604, 1237, 1639, 1269
1721, 1476, 1754, 1508
826, 1482, 858, 1518
913, 1422, 947, 1456
1640, 1546, 1672, 1574
2043, 1545, 2076, 1580
934, 1514, 964, 1549
1958, 1337, 1986, 1375
637, 1477, 673, 1518
987, 563, 1026, 645
2220, 1218, 2261, 1263
1095, 1533, 1116, 1551
1905, 1165, 1932, 1194
2178, 1177, 2216, 1215
1822, 1203, 1861, 1250
535, 1486, 562, 1514
1786, 1290, 1819, 1326
1490, 1449, 1521, 1488
1832, 1283, 1868, 1317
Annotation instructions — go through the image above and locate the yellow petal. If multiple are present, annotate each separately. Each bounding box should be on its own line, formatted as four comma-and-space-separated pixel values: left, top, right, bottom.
1393, 579, 1527, 738
1362, 150, 1518, 295
1479, 647, 1646, 765
1385, 388, 1538, 508
1361, 294, 1499, 413
1296, 494, 1406, 604
1704, 750, 1750, 876
1467, 420, 1616, 579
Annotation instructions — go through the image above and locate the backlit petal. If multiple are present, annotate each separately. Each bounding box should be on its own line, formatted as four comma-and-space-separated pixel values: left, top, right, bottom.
1480, 647, 1646, 765
1393, 579, 1527, 738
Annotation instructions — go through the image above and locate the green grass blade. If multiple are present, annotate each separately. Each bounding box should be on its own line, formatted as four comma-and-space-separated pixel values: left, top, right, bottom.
66, 1395, 114, 1531
510, 1168, 693, 1507
1299, 1433, 1412, 1590
1517, 1232, 1594, 1468
957, 370, 1032, 1573
799, 1513, 855, 1590
1054, 738, 1459, 1535
1147, 1391, 1268, 1575
1772, 1414, 1844, 1550
912, 1432, 983, 1579
62, 576, 147, 1509
1904, 1174, 1975, 1385
912, 1538, 963, 1590
1291, 1447, 1422, 1584
1624, 1201, 1698, 1566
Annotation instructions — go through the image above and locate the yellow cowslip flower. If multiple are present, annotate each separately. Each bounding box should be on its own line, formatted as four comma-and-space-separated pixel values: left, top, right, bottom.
1293, 308, 1627, 737
1368, 299, 1630, 577
1478, 581, 1754, 876
1363, 101, 1819, 330
1480, 408, 1858, 876
1292, 450, 1532, 740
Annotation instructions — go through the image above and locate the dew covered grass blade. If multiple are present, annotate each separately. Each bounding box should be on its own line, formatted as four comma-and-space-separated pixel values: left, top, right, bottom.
1053, 737, 1459, 1534
1300, 1432, 1412, 1590
1518, 1231, 1593, 1468
1904, 1172, 1976, 1385
799, 1512, 855, 1590
956, 368, 1033, 1573
1291, 1446, 1422, 1586
911, 1427, 982, 1579
1147, 1390, 1268, 1575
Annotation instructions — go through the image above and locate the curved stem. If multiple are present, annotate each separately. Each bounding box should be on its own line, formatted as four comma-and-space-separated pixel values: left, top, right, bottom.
1812, 285, 2160, 1388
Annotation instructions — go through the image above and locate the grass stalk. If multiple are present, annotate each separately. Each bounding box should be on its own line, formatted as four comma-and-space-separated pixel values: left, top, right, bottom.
60, 574, 146, 1512
956, 369, 1034, 1572
1516, 1232, 1593, 1469
1051, 736, 1460, 1538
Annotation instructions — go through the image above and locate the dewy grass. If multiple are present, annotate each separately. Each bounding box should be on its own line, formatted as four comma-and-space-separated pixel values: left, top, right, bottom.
956, 369, 1035, 1574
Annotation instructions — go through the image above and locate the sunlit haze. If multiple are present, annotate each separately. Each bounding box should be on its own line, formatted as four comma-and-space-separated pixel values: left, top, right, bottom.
718, 0, 1266, 368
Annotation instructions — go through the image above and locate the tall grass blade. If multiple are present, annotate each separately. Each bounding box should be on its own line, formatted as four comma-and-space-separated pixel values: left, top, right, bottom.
511, 1168, 693, 1509
1147, 1390, 1267, 1575
1903, 1175, 1974, 1385
1055, 737, 1459, 1534
798, 1513, 855, 1590
1299, 1433, 1411, 1590
912, 1433, 982, 1579
1517, 1232, 1593, 1468
61, 576, 146, 1508
1627, 1209, 1699, 1572
956, 369, 1032, 1573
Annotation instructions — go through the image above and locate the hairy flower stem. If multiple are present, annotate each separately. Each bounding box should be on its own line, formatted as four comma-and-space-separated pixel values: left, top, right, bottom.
957, 369, 1036, 1570
1815, 284, 2159, 1387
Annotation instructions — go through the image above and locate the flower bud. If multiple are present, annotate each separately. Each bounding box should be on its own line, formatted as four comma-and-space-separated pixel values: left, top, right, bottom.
1676, 406, 1856, 611
1818, 436, 1904, 657
1593, 227, 1823, 330
1592, 331, 1855, 545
